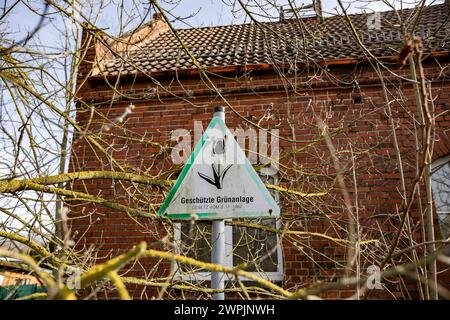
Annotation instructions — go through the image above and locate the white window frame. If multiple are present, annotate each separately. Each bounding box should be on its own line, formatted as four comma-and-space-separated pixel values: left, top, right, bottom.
172, 218, 284, 282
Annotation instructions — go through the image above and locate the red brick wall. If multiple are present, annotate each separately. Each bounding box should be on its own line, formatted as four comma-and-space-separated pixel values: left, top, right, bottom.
71, 54, 450, 299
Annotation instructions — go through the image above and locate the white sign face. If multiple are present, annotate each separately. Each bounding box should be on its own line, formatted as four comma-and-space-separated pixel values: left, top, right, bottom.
158, 116, 280, 220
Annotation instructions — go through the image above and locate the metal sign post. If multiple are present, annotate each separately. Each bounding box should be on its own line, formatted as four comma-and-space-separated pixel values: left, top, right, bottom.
211, 219, 225, 300
211, 107, 226, 300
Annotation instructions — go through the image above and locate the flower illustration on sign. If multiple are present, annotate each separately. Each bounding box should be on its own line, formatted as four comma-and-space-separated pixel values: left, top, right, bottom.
198, 138, 232, 190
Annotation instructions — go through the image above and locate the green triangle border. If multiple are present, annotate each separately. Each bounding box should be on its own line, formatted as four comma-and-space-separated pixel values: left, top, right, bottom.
157, 116, 280, 220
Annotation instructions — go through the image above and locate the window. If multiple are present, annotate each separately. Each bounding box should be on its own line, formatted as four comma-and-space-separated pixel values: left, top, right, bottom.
431, 155, 450, 240
173, 174, 283, 282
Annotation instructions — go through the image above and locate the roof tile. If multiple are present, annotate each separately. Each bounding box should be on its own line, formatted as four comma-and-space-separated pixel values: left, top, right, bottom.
100, 4, 450, 77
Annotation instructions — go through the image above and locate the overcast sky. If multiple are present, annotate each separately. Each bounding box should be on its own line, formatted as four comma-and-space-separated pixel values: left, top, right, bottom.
9, 0, 445, 42
158, 0, 444, 28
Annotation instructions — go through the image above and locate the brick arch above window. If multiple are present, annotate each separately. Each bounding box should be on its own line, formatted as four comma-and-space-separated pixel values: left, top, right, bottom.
432, 154, 450, 172
433, 129, 450, 162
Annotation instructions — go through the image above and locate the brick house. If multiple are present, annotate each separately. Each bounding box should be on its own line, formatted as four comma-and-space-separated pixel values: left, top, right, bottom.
71, 1, 450, 299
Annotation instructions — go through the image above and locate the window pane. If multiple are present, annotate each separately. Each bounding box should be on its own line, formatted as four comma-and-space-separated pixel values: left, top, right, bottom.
232, 218, 279, 272
431, 162, 450, 239
179, 222, 211, 272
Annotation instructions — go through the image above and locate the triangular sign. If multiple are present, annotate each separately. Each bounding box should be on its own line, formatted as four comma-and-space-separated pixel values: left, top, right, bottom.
158, 116, 280, 220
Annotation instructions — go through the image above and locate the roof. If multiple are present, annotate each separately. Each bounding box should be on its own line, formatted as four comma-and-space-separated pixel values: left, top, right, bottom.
98, 3, 450, 77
